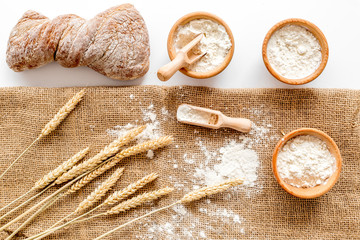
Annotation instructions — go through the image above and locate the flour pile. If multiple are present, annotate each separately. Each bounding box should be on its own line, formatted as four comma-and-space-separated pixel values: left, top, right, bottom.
194, 139, 259, 187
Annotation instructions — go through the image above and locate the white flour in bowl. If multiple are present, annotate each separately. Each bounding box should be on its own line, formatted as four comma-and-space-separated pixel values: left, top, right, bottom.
174, 19, 232, 73
276, 135, 336, 188
267, 24, 322, 79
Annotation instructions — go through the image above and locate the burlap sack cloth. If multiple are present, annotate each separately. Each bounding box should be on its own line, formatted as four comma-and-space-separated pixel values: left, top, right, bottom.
0, 86, 359, 239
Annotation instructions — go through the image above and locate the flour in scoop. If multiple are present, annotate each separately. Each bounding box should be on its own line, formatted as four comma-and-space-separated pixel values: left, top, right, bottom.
174, 19, 232, 73
277, 135, 336, 188
267, 24, 322, 79
177, 105, 217, 125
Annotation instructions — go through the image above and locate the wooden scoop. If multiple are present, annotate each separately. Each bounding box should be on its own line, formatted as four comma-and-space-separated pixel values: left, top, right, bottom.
177, 104, 252, 133
157, 34, 206, 81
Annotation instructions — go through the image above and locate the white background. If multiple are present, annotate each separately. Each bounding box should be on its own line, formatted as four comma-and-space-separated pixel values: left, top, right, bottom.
0, 0, 359, 89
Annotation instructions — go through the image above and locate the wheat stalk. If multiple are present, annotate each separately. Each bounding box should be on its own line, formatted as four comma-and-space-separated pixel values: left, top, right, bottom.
33, 147, 90, 190
55, 126, 145, 185
104, 173, 158, 206
5, 192, 63, 240
93, 179, 244, 240
75, 168, 124, 213
0, 89, 86, 180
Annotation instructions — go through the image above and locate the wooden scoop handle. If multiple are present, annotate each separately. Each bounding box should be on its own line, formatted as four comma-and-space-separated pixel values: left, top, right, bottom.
157, 52, 186, 81
221, 116, 252, 133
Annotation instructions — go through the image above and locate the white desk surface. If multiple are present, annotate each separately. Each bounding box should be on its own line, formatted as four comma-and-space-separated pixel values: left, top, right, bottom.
1, 0, 359, 89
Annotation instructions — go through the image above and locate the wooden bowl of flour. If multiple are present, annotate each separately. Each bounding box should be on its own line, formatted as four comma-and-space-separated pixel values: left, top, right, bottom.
272, 128, 342, 199
262, 18, 329, 85
167, 12, 235, 79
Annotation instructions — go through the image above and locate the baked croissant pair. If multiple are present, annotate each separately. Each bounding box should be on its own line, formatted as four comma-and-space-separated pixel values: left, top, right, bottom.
6, 4, 150, 80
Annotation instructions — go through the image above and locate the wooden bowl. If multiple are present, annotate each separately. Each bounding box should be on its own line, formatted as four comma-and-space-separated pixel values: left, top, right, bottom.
262, 18, 329, 85
167, 12, 235, 79
272, 128, 341, 199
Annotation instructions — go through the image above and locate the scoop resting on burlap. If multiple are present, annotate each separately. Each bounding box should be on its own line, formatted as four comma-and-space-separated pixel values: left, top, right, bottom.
6, 4, 150, 80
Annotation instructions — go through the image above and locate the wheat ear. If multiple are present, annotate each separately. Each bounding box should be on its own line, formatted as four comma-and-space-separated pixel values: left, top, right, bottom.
179, 178, 244, 203
55, 126, 145, 185
39, 89, 86, 138
104, 173, 158, 206
75, 168, 124, 213
106, 187, 174, 214
33, 147, 90, 190
0, 89, 86, 180
93, 179, 244, 240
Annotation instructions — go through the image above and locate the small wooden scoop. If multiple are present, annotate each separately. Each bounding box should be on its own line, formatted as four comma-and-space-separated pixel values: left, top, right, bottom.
157, 34, 206, 81
177, 104, 252, 133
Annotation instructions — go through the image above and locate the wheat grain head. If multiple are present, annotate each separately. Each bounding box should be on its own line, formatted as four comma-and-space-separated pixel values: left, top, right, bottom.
106, 187, 174, 214
104, 173, 158, 206
75, 168, 124, 213
39, 89, 85, 139
179, 179, 244, 203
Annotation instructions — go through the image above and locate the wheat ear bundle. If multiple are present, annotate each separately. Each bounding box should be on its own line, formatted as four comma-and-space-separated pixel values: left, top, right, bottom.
55, 126, 145, 185
27, 137, 172, 239
93, 179, 244, 240
66, 136, 170, 195
104, 173, 158, 205
0, 89, 85, 180
0, 147, 90, 221
68, 136, 172, 195
43, 136, 171, 233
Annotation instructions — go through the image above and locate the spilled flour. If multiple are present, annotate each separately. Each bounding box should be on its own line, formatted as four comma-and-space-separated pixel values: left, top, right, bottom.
194, 139, 259, 187
106, 101, 277, 239
137, 200, 245, 240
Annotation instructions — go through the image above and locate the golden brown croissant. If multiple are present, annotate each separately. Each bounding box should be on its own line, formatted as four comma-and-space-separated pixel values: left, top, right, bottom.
6, 4, 150, 80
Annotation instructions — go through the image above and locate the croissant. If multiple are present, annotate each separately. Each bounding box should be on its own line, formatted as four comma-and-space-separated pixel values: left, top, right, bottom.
6, 4, 150, 80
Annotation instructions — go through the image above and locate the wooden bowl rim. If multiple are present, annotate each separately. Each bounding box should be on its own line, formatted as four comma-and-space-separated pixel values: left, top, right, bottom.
262, 18, 329, 85
167, 11, 235, 79
272, 128, 342, 199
